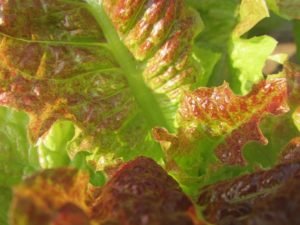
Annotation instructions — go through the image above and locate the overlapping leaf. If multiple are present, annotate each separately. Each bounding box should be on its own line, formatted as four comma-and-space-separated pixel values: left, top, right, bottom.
10, 157, 205, 225
0, 107, 37, 186
0, 106, 40, 225
0, 0, 134, 144
0, 0, 204, 164
154, 78, 289, 165
233, 0, 270, 37
191, 0, 277, 94
102, 0, 202, 94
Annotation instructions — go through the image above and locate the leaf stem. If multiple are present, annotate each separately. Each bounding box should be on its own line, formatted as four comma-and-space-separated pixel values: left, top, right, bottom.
86, 2, 171, 130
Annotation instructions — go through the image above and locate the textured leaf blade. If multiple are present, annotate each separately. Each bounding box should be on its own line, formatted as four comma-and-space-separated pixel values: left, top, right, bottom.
0, 0, 163, 165
0, 0, 205, 166
154, 78, 289, 165
101, 0, 203, 101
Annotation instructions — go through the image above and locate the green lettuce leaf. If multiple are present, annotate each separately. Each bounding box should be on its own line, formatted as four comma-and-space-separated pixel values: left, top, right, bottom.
233, 0, 270, 37
37, 120, 75, 168
293, 108, 300, 131
0, 107, 37, 186
192, 0, 277, 95
230, 36, 277, 94
0, 106, 39, 225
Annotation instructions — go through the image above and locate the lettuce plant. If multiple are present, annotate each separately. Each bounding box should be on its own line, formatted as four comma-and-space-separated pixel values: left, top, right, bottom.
0, 0, 299, 224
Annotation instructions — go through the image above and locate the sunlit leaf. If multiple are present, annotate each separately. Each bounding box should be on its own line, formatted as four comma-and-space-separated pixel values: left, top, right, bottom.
234, 0, 270, 37
154, 78, 289, 165
230, 36, 277, 94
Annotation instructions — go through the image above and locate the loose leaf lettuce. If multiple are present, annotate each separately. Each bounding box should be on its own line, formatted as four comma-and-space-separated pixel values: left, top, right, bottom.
0, 0, 204, 163
0, 0, 300, 224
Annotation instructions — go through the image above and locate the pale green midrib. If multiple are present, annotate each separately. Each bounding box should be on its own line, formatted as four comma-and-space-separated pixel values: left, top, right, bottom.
87, 3, 172, 131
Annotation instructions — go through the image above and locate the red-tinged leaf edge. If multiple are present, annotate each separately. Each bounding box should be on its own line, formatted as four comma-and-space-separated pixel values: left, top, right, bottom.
154, 79, 289, 165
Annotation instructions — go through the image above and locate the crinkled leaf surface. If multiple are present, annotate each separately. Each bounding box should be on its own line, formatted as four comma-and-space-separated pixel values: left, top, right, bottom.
154, 78, 289, 166
0, 0, 203, 164
0, 1, 299, 224
243, 63, 300, 167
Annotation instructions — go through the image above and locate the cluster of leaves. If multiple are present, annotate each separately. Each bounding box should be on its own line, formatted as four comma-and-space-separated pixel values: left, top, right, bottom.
10, 157, 205, 225
0, 0, 299, 224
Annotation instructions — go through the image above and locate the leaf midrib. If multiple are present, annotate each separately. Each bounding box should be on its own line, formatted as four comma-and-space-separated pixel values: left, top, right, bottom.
86, 2, 172, 131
